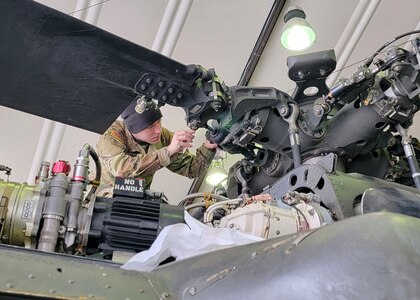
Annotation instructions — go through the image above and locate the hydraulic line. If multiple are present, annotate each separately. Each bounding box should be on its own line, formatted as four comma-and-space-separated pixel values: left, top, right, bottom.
395, 124, 420, 189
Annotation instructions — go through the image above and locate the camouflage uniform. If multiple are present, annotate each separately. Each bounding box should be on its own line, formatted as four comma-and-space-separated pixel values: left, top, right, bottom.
97, 120, 215, 193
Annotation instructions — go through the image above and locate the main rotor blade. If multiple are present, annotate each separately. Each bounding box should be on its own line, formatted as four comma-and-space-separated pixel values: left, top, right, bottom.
0, 0, 199, 133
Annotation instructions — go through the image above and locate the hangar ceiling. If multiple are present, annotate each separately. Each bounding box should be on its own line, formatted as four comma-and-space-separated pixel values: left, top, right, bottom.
1, 0, 419, 202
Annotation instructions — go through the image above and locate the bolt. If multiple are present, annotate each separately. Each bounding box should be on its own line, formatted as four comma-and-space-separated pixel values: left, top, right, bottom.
276, 216, 280, 221
177, 93, 183, 99
313, 105, 324, 116
172, 98, 178, 104
279, 106, 288, 116
276, 230, 280, 235
298, 71, 305, 79
150, 91, 156, 97
145, 78, 152, 84
58, 225, 66, 235
229, 224, 234, 228
158, 81, 165, 87
161, 95, 167, 101
189, 287, 196, 296
140, 84, 146, 90
168, 87, 174, 94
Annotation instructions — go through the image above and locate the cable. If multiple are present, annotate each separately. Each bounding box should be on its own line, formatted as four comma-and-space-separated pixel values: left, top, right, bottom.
363, 30, 420, 68
291, 205, 310, 230
68, 0, 110, 16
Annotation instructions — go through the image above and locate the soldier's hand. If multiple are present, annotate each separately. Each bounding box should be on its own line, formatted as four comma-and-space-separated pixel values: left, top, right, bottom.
168, 130, 195, 156
203, 139, 218, 150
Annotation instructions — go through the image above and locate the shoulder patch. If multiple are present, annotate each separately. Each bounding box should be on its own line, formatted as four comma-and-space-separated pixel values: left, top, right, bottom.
110, 129, 125, 145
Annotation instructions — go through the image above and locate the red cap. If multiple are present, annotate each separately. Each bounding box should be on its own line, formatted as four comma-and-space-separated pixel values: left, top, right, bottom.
52, 160, 71, 175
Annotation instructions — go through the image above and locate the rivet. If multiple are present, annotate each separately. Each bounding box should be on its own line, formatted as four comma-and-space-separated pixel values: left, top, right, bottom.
161, 95, 167, 101
102, 273, 108, 277
189, 287, 196, 296
140, 84, 146, 90
145, 78, 152, 84
28, 274, 35, 279
172, 98, 178, 104
105, 284, 111, 289
139, 289, 144, 293
88, 293, 95, 298
168, 87, 174, 94
151, 91, 156, 97
158, 81, 165, 87
68, 279, 74, 284
177, 93, 183, 99
251, 251, 258, 259
276, 230, 280, 235
49, 289, 56, 294
6, 283, 14, 288
161, 292, 170, 299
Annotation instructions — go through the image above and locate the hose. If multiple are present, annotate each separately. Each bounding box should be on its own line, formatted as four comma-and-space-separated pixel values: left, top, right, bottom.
184, 202, 206, 211
178, 192, 231, 207
395, 124, 420, 189
80, 144, 101, 202
203, 198, 241, 224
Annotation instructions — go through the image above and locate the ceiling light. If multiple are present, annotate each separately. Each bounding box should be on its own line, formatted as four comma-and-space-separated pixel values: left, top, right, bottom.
281, 5, 316, 51
205, 155, 228, 187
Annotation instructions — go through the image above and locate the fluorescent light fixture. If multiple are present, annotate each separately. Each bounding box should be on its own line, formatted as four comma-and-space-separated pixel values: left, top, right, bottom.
281, 6, 316, 51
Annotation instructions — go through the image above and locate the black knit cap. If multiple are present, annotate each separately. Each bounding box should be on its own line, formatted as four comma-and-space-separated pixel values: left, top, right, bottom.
121, 98, 162, 133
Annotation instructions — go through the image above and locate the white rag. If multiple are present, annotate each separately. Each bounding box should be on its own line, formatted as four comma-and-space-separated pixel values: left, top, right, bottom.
121, 212, 263, 272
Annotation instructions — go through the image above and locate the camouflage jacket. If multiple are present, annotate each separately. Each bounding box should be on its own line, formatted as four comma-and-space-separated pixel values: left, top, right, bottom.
96, 120, 215, 190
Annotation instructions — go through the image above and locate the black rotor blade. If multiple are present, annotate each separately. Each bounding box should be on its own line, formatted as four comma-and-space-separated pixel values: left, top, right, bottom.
0, 0, 201, 133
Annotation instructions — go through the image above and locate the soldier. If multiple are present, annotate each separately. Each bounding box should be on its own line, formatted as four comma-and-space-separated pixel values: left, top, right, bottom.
96, 99, 217, 196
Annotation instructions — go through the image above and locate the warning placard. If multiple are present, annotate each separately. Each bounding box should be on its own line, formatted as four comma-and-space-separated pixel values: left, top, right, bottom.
113, 177, 145, 198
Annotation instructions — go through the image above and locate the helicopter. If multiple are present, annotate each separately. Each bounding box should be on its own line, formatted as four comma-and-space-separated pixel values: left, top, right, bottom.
0, 0, 420, 299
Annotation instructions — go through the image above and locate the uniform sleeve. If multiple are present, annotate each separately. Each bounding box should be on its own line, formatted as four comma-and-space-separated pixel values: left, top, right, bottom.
166, 143, 216, 179
97, 129, 171, 179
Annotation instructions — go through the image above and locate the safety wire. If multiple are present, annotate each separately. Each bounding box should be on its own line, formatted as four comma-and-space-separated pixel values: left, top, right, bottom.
281, 195, 310, 230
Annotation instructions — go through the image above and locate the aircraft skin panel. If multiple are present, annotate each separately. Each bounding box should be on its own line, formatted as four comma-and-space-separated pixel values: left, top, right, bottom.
0, 244, 162, 299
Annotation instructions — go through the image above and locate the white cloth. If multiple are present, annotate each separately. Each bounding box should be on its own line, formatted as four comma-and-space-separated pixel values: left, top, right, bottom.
121, 212, 263, 272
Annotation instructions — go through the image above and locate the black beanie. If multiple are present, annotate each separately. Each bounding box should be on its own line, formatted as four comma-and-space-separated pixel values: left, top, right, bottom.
121, 99, 163, 133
